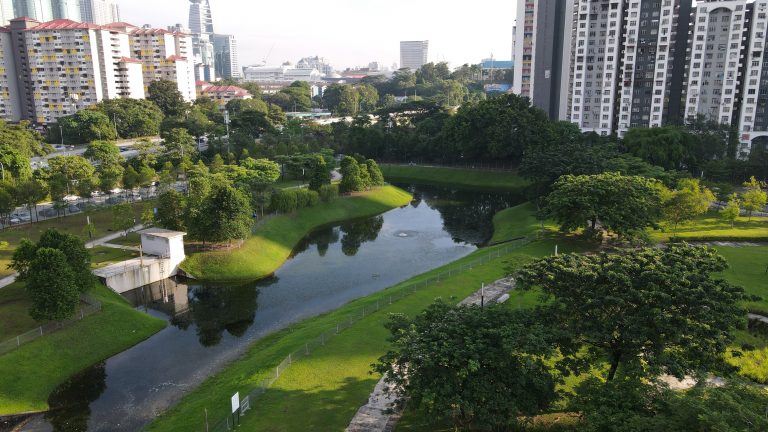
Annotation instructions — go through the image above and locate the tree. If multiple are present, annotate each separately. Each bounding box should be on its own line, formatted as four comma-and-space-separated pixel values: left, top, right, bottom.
111, 203, 135, 234
741, 176, 767, 220
516, 244, 746, 382
358, 163, 371, 191
147, 79, 188, 117
192, 183, 252, 243
53, 109, 118, 144
308, 156, 330, 192
365, 159, 384, 186
374, 302, 558, 430
546, 172, 665, 238
275, 81, 312, 112
26, 248, 79, 321
43, 156, 97, 197
85, 140, 125, 192
95, 98, 164, 138
156, 190, 186, 231
720, 193, 741, 227
15, 179, 47, 222
133, 138, 158, 167
0, 187, 14, 226
11, 229, 91, 293
161, 128, 197, 164
339, 156, 364, 193
662, 178, 715, 236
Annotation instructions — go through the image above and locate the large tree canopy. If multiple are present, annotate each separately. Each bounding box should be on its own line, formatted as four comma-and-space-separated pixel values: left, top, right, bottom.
516, 244, 746, 381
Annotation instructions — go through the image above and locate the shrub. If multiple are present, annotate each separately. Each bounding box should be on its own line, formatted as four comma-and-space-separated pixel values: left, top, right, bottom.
319, 184, 339, 202
271, 189, 298, 214
307, 190, 320, 207
295, 189, 311, 208
728, 347, 768, 384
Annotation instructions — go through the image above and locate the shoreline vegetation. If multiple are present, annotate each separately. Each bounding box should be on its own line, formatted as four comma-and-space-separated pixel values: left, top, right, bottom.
180, 185, 413, 281
381, 164, 530, 191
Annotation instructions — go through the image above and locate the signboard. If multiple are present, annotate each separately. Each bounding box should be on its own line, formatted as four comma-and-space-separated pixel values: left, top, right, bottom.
240, 395, 251, 414
231, 392, 240, 414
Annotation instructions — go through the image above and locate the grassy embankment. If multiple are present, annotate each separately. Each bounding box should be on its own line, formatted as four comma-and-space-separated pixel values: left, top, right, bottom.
0, 205, 160, 415
651, 211, 768, 242
0, 280, 165, 415
381, 164, 530, 191
180, 185, 413, 281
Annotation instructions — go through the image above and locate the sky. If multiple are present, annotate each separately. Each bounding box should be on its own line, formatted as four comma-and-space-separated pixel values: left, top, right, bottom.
120, 0, 516, 71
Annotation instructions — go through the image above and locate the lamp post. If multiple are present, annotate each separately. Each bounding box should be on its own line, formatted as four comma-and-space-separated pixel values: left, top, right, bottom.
0, 161, 5, 181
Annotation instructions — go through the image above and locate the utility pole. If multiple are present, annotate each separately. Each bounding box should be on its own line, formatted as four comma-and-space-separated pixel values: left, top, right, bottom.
223, 110, 231, 155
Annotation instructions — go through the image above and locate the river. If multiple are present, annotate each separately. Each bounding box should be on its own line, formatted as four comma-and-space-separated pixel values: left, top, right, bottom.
22, 183, 524, 431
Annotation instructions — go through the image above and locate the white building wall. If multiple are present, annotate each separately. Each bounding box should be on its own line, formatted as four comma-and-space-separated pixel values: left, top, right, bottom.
738, 0, 768, 157
0, 0, 13, 25
0, 31, 20, 121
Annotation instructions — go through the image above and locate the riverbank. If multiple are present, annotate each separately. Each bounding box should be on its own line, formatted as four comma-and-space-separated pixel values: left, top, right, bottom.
180, 185, 413, 281
0, 282, 165, 415
381, 164, 529, 191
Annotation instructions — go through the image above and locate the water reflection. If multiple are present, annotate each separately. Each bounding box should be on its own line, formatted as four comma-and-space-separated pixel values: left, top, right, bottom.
340, 216, 384, 256
45, 363, 107, 432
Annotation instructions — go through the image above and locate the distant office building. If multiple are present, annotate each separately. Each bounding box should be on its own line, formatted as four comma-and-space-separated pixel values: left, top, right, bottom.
399, 40, 428, 71
0, 0, 12, 25
79, 0, 119, 24
617, 0, 692, 135
297, 56, 334, 76
13, 0, 54, 21
513, 0, 572, 120
242, 64, 323, 83
213, 33, 240, 79
51, 0, 81, 20
188, 0, 215, 81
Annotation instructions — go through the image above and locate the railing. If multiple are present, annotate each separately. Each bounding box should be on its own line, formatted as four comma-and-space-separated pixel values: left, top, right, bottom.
379, 161, 518, 172
203, 237, 533, 432
0, 295, 102, 356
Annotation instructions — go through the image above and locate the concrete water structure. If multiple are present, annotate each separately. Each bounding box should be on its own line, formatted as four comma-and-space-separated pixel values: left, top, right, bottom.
93, 228, 187, 294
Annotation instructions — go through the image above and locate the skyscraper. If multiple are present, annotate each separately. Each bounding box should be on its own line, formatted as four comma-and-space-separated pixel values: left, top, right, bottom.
513, 0, 573, 120
13, 0, 54, 21
213, 33, 240, 79
399, 40, 429, 71
189, 0, 215, 81
51, 0, 81, 21
0, 0, 13, 25
80, 0, 119, 24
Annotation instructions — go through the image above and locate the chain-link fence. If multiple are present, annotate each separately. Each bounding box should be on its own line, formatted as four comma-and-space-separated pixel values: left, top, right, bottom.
0, 295, 102, 356
204, 237, 533, 432
380, 162, 517, 172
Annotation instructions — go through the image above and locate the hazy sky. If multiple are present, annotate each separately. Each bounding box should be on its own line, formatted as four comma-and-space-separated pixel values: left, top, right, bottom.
120, 0, 516, 71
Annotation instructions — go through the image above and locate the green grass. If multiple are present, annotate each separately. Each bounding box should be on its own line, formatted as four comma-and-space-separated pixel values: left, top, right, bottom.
90, 246, 140, 270
715, 246, 768, 315
490, 202, 560, 245
0, 282, 165, 415
381, 165, 530, 191
651, 212, 768, 242
106, 232, 141, 247
0, 202, 149, 277
0, 282, 36, 341
181, 185, 413, 281
149, 238, 595, 432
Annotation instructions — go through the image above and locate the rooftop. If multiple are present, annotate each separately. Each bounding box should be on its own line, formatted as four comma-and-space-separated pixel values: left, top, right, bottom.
140, 228, 186, 239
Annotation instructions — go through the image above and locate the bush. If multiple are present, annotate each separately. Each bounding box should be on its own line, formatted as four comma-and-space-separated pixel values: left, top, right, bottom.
307, 190, 320, 207
295, 189, 311, 208
271, 189, 298, 214
319, 184, 339, 202
728, 347, 768, 384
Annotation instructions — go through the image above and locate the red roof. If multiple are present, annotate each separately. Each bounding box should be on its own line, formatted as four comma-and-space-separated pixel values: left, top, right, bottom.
196, 80, 209, 86
120, 57, 143, 64
202, 85, 251, 97
167, 55, 187, 62
33, 19, 102, 30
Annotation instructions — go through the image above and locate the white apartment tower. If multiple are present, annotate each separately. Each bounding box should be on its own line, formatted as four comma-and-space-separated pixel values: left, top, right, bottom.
213, 33, 240, 79
14, 0, 54, 21
400, 40, 429, 71
52, 0, 81, 21
513, 0, 573, 120
737, 0, 768, 156
0, 0, 13, 26
617, 0, 692, 135
568, 0, 626, 136
79, 0, 119, 25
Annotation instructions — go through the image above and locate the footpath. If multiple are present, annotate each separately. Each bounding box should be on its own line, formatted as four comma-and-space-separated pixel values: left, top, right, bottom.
345, 277, 517, 432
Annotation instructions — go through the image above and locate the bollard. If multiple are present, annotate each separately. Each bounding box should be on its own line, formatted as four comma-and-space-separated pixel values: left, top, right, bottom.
336, 323, 340, 334
288, 353, 292, 364
321, 333, 325, 345
39, 326, 43, 336
276, 366, 280, 377
305, 343, 309, 355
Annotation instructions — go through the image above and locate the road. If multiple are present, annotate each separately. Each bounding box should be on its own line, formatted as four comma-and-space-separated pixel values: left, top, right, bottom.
31, 136, 162, 170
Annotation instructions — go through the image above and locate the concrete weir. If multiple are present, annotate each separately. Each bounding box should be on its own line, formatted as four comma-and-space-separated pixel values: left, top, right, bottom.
93, 228, 186, 294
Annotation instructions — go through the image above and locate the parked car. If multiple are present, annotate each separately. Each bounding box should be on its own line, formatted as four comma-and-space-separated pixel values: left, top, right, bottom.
39, 208, 58, 218
63, 195, 79, 202
68, 204, 81, 213
106, 196, 125, 205
12, 212, 31, 222
9, 217, 21, 225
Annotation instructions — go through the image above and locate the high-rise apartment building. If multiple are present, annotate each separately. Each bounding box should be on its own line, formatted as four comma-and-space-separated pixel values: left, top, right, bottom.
617, 0, 692, 135
13, 0, 54, 21
513, 0, 573, 120
738, 0, 768, 156
52, 0, 81, 20
4, 17, 143, 124
568, 0, 627, 136
400, 40, 429, 71
213, 33, 240, 79
115, 23, 197, 102
79, 0, 119, 25
189, 0, 215, 81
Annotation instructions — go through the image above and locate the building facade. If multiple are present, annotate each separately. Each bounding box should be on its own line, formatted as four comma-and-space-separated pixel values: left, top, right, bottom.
213, 33, 240, 79
188, 0, 215, 81
51, 0, 81, 20
198, 82, 251, 108
399, 40, 429, 71
0, 0, 13, 25
738, 0, 768, 156
513, 0, 573, 120
79, 0, 119, 25
13, 0, 54, 21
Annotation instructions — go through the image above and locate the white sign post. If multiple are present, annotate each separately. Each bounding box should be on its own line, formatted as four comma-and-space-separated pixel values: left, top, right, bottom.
231, 392, 240, 427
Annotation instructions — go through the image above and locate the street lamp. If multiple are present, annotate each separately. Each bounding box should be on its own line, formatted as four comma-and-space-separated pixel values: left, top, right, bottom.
0, 161, 5, 181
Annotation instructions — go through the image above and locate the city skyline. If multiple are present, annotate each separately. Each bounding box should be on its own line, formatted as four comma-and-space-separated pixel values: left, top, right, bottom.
119, 0, 516, 70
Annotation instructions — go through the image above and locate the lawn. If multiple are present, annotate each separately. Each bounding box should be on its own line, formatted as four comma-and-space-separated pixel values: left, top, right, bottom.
0, 202, 149, 277
148, 238, 595, 432
0, 282, 36, 341
381, 165, 530, 191
105, 232, 141, 247
0, 282, 165, 415
490, 202, 560, 245
715, 245, 768, 315
651, 212, 768, 242
90, 246, 139, 270
180, 185, 413, 281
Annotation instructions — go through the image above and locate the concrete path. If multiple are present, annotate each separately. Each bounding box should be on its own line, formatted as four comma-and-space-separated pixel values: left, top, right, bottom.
345, 277, 517, 432
749, 313, 768, 325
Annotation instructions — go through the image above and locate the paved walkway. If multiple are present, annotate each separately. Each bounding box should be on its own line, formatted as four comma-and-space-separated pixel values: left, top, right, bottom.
345, 277, 517, 432
0, 224, 146, 291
